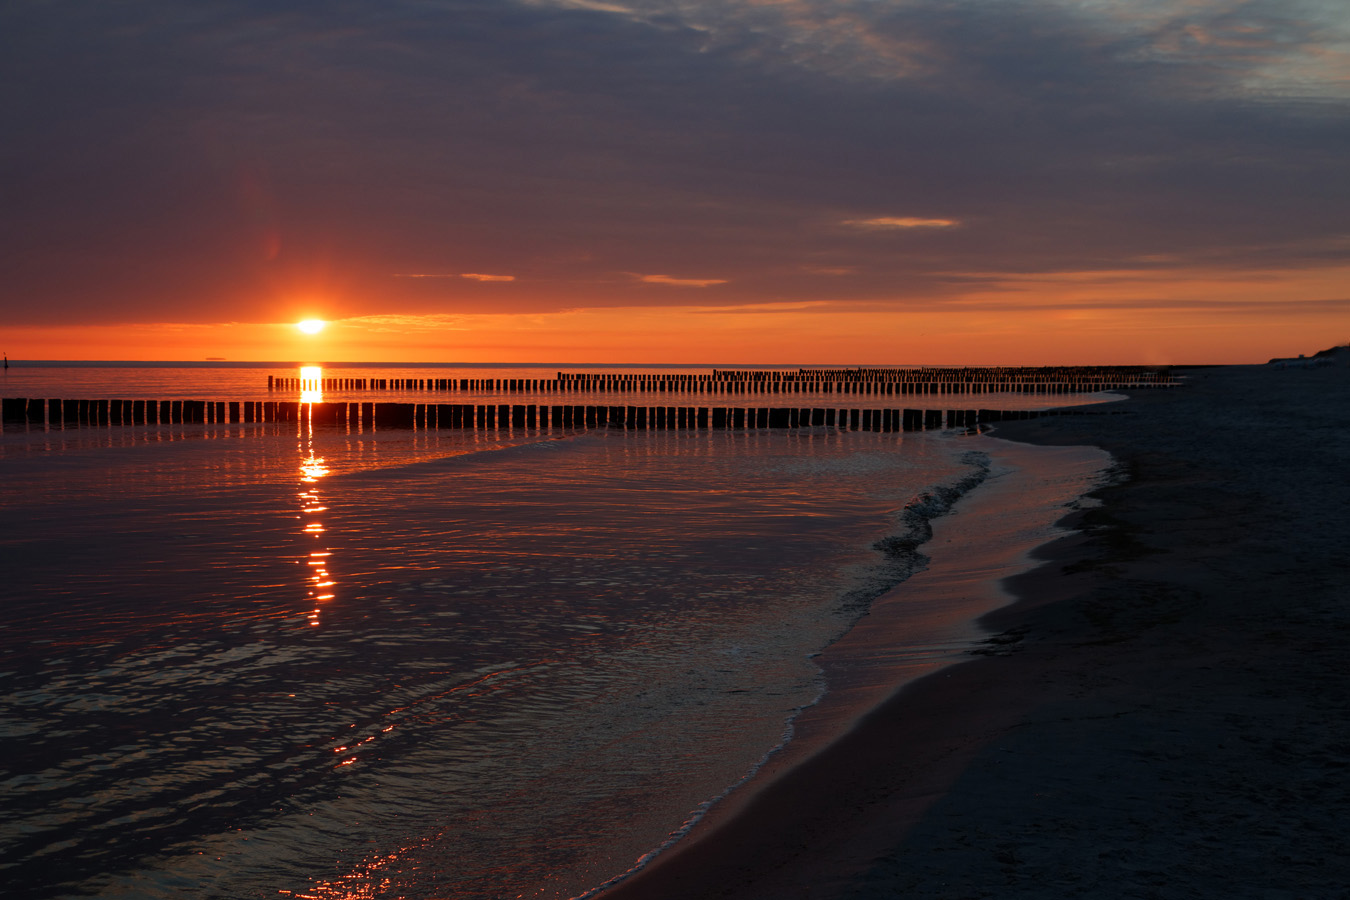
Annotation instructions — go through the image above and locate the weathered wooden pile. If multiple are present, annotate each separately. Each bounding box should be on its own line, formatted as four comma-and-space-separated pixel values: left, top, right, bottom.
268, 365, 1175, 395
2, 397, 1117, 432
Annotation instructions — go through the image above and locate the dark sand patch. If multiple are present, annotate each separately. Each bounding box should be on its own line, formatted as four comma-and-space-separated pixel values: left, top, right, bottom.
598, 356, 1350, 899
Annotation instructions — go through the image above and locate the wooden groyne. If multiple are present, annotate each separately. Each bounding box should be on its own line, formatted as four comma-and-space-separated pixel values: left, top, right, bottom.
3, 398, 1118, 432
267, 366, 1176, 395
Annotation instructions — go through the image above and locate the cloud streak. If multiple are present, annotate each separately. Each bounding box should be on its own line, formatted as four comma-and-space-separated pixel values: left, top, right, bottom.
636, 274, 729, 287
841, 216, 960, 230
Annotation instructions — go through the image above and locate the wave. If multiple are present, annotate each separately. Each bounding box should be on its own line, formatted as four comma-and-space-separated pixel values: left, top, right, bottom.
567, 447, 993, 899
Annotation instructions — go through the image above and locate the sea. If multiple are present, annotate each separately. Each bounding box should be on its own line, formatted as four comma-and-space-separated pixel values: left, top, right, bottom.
0, 363, 1115, 900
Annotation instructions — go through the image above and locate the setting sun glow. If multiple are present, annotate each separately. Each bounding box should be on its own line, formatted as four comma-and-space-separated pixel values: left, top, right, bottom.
297, 319, 326, 334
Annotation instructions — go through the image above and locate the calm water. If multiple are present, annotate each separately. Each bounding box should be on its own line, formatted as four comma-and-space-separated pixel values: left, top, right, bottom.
1, 365, 1111, 899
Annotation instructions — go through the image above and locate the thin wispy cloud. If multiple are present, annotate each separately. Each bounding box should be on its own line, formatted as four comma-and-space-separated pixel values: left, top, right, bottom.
637, 274, 728, 287
842, 217, 960, 230
393, 273, 516, 282
534, 0, 638, 15
344, 314, 474, 332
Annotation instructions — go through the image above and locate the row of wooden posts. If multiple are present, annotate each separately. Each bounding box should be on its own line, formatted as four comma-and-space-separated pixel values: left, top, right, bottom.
1, 398, 1103, 432
268, 366, 1175, 396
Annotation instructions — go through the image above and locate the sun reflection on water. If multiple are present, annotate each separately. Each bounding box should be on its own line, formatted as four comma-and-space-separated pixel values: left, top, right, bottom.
298, 403, 335, 626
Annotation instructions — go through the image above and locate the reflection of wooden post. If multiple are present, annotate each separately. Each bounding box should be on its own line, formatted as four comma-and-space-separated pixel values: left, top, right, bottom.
374, 403, 415, 428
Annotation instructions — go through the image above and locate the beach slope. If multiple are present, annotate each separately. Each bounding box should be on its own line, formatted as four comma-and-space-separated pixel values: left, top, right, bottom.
599, 355, 1350, 899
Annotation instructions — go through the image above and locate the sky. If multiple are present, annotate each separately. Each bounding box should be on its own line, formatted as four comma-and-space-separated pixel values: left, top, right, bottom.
2, 0, 1348, 364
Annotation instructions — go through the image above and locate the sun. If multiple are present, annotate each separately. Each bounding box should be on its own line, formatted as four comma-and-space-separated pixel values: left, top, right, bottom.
297, 319, 327, 334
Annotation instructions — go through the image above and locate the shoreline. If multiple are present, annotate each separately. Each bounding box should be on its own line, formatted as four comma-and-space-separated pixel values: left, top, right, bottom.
596, 357, 1350, 898
595, 429, 1115, 898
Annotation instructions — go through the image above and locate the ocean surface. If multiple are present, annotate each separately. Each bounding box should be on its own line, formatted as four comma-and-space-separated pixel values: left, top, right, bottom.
1, 364, 1115, 900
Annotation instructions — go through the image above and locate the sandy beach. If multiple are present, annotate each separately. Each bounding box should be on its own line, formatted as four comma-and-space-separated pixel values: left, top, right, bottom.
598, 354, 1350, 899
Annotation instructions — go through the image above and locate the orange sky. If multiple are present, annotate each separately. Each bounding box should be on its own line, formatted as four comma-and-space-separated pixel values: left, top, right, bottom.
9, 262, 1347, 365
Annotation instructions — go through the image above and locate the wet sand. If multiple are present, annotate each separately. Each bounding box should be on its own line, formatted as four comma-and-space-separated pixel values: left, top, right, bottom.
598, 354, 1350, 899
